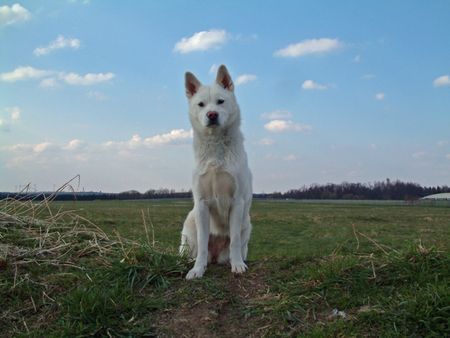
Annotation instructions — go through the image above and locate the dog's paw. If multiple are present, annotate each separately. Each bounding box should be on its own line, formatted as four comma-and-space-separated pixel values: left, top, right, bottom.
186, 266, 206, 280
231, 261, 248, 274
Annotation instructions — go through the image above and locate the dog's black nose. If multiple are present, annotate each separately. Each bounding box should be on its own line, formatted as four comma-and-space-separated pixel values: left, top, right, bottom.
207, 111, 219, 122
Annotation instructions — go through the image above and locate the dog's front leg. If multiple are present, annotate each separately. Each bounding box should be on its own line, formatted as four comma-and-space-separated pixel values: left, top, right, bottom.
186, 200, 210, 280
229, 199, 247, 274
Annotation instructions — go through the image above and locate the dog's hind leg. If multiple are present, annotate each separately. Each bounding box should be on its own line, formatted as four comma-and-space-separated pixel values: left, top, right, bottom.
180, 210, 197, 259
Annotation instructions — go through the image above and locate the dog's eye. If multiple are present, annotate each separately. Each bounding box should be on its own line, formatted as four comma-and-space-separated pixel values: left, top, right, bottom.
198, 102, 205, 107
217, 99, 225, 104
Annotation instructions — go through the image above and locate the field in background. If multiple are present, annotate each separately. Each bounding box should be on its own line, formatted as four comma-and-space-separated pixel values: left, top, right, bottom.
1, 199, 449, 336
64, 199, 450, 257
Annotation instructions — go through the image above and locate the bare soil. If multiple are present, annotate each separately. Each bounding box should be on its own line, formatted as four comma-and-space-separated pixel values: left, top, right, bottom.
156, 261, 274, 338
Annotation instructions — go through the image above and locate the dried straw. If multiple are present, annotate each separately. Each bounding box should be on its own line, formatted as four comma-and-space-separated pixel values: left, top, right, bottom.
0, 176, 137, 288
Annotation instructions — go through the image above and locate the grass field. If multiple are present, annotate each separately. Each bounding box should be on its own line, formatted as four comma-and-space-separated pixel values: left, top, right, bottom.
1, 199, 449, 337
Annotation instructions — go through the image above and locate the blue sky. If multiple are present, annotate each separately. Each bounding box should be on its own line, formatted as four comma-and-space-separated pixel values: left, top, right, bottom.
1, 1, 450, 192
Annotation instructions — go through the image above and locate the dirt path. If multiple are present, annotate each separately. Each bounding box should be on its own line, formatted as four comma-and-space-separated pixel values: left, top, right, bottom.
156, 261, 274, 337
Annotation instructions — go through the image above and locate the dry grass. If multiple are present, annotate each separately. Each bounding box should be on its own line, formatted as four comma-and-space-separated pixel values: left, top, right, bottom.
0, 176, 124, 274
0, 177, 188, 336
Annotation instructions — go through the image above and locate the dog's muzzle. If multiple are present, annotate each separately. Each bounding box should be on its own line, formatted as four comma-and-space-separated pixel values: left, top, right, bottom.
206, 111, 219, 126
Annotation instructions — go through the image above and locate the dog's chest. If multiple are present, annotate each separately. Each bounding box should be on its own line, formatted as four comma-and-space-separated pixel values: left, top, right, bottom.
198, 165, 236, 225
198, 164, 235, 201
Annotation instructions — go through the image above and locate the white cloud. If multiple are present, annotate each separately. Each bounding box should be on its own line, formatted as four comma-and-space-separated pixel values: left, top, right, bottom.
209, 64, 219, 74
104, 129, 193, 149
302, 80, 328, 90
63, 139, 86, 150
0, 118, 6, 131
42, 73, 114, 87
262, 110, 311, 134
0, 66, 52, 82
68, 0, 91, 5
61, 72, 115, 86
87, 90, 107, 101
33, 142, 54, 153
0, 106, 21, 131
433, 75, 450, 87
235, 74, 257, 86
283, 154, 298, 161
1, 129, 193, 168
1, 67, 115, 87
174, 29, 229, 53
2, 128, 192, 154
39, 77, 58, 88
0, 131, 196, 192
257, 138, 275, 146
0, 127, 262, 191
34, 35, 81, 56
2, 143, 31, 152
375, 92, 385, 101
0, 3, 30, 26
264, 119, 312, 133
446, 154, 450, 160
274, 38, 342, 58
144, 129, 193, 147
6, 106, 21, 121
1, 141, 54, 154
261, 110, 293, 120
437, 140, 449, 147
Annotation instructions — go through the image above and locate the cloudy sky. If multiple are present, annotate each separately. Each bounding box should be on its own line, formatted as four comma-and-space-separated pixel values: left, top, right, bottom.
1, 1, 450, 193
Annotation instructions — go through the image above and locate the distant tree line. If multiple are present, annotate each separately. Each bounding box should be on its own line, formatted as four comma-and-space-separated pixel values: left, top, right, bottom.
1, 179, 449, 201
0, 189, 192, 201
254, 179, 450, 201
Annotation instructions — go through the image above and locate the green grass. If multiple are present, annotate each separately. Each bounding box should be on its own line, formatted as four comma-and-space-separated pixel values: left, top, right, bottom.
1, 199, 449, 337
54, 199, 450, 257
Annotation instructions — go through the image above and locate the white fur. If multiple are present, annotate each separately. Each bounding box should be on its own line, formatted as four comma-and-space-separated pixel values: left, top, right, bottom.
180, 65, 253, 279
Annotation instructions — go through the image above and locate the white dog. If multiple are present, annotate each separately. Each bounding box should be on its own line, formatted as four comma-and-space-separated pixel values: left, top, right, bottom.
179, 65, 253, 280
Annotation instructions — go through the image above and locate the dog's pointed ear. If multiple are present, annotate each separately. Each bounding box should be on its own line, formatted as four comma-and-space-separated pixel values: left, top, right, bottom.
216, 65, 234, 92
185, 72, 201, 99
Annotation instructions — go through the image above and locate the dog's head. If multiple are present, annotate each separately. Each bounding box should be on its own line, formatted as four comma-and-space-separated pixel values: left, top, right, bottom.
185, 65, 240, 133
